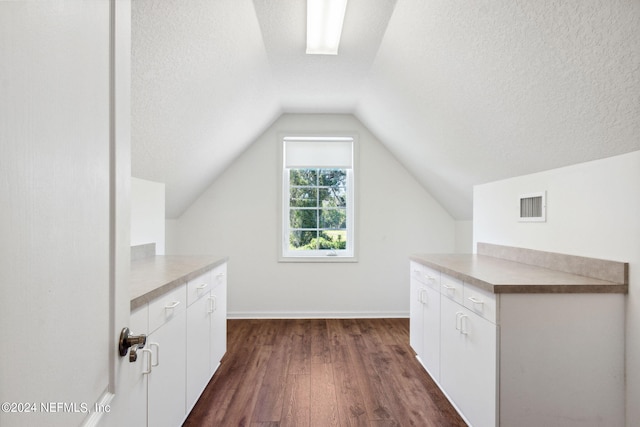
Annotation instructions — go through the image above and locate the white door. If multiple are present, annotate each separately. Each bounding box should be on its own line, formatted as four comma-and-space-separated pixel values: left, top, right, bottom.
209, 263, 227, 374
409, 279, 424, 356
420, 285, 440, 381
0, 2, 131, 426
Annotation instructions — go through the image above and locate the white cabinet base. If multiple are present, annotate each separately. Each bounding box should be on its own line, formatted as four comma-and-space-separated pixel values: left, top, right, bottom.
121, 261, 228, 427
410, 259, 625, 427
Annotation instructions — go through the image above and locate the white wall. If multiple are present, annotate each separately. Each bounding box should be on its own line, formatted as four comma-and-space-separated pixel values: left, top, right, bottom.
168, 113, 456, 317
473, 150, 640, 426
455, 220, 473, 253
131, 177, 165, 254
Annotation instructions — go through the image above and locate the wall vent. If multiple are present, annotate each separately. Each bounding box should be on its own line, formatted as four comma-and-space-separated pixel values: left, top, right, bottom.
519, 192, 546, 222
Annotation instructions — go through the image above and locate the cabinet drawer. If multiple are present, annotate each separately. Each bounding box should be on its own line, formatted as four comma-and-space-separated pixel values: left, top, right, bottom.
410, 261, 425, 284
187, 270, 212, 306
149, 285, 186, 334
463, 284, 497, 324
211, 262, 227, 290
410, 261, 440, 290
441, 273, 463, 304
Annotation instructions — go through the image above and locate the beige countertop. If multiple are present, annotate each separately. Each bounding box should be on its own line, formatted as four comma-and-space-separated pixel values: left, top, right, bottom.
411, 253, 628, 294
130, 255, 228, 310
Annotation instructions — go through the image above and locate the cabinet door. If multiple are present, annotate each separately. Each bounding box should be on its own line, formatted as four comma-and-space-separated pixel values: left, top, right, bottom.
147, 311, 187, 427
421, 285, 440, 381
409, 278, 425, 357
440, 297, 497, 427
210, 267, 227, 375
186, 293, 213, 412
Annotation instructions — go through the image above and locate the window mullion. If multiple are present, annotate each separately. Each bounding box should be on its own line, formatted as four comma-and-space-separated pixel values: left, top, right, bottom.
315, 168, 320, 250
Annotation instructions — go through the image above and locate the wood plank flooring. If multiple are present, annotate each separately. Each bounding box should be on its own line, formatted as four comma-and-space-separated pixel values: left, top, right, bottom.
183, 318, 467, 426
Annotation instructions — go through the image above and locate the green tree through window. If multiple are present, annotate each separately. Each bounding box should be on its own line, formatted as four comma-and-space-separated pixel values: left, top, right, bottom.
289, 168, 347, 251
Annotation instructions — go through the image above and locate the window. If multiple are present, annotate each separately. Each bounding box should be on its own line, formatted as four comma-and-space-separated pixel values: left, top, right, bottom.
281, 136, 355, 260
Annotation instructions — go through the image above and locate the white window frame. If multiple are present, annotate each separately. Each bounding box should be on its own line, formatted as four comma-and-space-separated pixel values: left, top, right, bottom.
279, 135, 357, 262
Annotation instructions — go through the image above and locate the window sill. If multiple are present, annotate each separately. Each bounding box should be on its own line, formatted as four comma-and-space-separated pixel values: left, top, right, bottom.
278, 255, 358, 263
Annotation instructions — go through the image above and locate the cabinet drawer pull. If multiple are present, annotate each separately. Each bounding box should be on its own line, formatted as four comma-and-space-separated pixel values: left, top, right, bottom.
164, 301, 180, 310
455, 311, 464, 330
150, 342, 160, 367
443, 284, 455, 291
216, 273, 225, 280
460, 315, 470, 335
421, 290, 427, 304
208, 295, 217, 313
196, 283, 208, 291
142, 342, 160, 374
468, 296, 484, 305
141, 348, 153, 375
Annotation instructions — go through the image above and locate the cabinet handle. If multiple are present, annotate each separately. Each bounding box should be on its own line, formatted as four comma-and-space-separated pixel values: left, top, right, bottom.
197, 283, 208, 292
460, 315, 470, 335
164, 301, 180, 310
418, 289, 428, 304
442, 284, 455, 292
455, 311, 464, 331
208, 295, 217, 313
216, 273, 225, 280
468, 296, 484, 305
141, 348, 153, 374
150, 342, 160, 368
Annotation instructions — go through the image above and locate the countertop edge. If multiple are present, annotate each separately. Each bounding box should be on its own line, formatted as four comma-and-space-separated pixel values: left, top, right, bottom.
410, 254, 628, 295
130, 256, 228, 311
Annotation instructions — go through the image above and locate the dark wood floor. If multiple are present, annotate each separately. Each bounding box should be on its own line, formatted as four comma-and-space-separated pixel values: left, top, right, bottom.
183, 318, 467, 426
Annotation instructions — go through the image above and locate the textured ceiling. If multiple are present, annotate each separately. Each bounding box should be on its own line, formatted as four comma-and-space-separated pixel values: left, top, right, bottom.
132, 0, 281, 218
132, 0, 640, 219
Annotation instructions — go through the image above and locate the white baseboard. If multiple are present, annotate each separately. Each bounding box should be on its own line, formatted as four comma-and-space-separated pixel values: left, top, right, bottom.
227, 310, 409, 319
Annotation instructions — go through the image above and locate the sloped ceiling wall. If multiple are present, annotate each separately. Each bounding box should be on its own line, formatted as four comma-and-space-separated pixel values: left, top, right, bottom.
132, 0, 640, 220
357, 0, 640, 219
132, 0, 281, 218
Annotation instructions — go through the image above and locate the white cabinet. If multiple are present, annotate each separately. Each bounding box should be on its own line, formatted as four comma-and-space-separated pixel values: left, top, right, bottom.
209, 263, 227, 375
409, 257, 625, 427
147, 285, 187, 427
409, 277, 425, 356
410, 264, 499, 426
420, 285, 440, 380
409, 262, 441, 380
185, 263, 228, 412
122, 261, 228, 427
186, 270, 214, 412
186, 263, 227, 413
410, 264, 497, 426
440, 297, 496, 427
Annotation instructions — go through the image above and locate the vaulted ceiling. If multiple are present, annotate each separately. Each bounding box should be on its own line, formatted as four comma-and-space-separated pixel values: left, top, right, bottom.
132, 0, 640, 220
